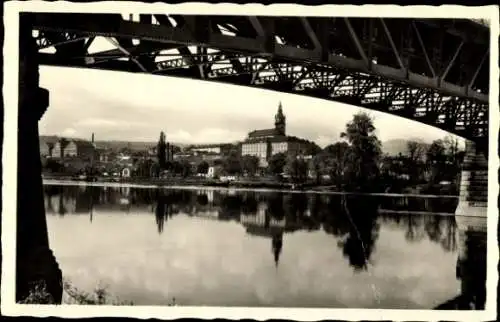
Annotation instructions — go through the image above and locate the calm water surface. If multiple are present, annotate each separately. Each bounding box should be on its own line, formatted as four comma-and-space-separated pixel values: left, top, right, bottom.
44, 184, 476, 309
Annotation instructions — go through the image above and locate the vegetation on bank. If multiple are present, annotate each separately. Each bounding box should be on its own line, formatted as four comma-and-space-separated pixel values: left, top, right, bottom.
19, 279, 175, 306
19, 279, 131, 305
42, 112, 465, 195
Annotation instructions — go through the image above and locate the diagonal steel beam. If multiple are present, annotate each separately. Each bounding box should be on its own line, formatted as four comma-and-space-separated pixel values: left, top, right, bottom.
299, 17, 321, 51
411, 21, 436, 78
344, 18, 368, 66
37, 34, 87, 50
440, 40, 464, 81
83, 36, 95, 52
32, 13, 489, 104
248, 16, 265, 38
468, 48, 489, 89
105, 37, 147, 72
379, 18, 405, 71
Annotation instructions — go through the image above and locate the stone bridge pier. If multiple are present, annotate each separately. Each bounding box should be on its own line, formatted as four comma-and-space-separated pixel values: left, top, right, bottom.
454, 139, 488, 309
455, 139, 488, 219
16, 15, 62, 304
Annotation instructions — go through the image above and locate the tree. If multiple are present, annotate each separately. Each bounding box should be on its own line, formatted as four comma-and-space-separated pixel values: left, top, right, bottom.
426, 139, 447, 183
442, 135, 463, 185
309, 155, 322, 184
406, 140, 427, 183
284, 155, 308, 183
267, 153, 287, 176
241, 155, 260, 176
59, 137, 69, 158
322, 142, 350, 187
443, 135, 460, 161
304, 141, 322, 156
157, 131, 167, 169
169, 161, 184, 176
150, 162, 161, 178
340, 112, 382, 191
197, 161, 209, 174
45, 158, 64, 173
180, 160, 192, 178
223, 152, 242, 175
406, 141, 425, 164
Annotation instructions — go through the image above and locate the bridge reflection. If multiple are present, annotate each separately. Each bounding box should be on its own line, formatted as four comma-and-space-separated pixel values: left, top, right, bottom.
43, 185, 486, 309
436, 217, 487, 310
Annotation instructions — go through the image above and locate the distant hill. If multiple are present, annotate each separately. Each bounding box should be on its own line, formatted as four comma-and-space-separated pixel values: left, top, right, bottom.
93, 140, 156, 151
381, 138, 431, 156
39, 135, 59, 145
40, 135, 187, 152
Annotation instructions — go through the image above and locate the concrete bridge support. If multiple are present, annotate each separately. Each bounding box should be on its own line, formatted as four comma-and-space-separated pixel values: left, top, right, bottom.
16, 15, 62, 303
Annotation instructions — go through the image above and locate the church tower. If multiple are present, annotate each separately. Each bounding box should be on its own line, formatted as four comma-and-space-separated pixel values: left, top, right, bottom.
274, 101, 286, 136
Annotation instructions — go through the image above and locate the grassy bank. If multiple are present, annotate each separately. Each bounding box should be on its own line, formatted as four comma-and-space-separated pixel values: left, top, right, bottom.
20, 279, 176, 306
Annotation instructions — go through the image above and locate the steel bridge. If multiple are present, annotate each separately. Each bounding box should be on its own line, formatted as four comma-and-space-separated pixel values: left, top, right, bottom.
28, 13, 491, 142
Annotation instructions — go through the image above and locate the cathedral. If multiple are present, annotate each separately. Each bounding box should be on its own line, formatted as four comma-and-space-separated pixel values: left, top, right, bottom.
241, 102, 315, 167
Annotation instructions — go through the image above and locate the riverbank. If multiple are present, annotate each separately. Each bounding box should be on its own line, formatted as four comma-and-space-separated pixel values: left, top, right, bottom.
42, 178, 459, 199
20, 279, 176, 306
42, 174, 320, 190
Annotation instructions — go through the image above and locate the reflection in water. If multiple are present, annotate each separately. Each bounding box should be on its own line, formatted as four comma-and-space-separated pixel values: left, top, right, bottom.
457, 229, 487, 309
43, 185, 486, 309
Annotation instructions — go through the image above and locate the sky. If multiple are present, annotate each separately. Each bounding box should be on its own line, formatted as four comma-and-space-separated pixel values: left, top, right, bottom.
39, 66, 459, 148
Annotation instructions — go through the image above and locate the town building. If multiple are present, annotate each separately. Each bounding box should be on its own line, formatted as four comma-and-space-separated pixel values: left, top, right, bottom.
39, 141, 53, 158
241, 102, 317, 167
149, 143, 175, 162
52, 138, 96, 160
186, 143, 234, 156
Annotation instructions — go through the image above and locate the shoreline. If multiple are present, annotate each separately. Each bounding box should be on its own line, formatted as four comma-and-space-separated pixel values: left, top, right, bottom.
42, 178, 459, 199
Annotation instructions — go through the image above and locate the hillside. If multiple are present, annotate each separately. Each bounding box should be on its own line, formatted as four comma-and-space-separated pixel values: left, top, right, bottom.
381, 138, 431, 156
40, 135, 186, 151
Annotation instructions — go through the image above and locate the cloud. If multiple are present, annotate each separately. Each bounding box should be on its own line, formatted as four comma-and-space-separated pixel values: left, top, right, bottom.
61, 127, 77, 137
48, 213, 460, 308
39, 66, 459, 145
168, 128, 248, 144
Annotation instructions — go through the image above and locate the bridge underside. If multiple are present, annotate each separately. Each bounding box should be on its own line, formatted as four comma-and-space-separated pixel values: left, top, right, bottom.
30, 13, 490, 142
13, 13, 491, 305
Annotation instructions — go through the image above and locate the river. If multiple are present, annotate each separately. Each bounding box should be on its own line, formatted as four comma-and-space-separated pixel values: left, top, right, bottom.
43, 183, 485, 309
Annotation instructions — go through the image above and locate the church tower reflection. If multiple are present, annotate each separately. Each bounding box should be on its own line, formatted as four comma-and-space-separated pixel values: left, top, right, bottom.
272, 232, 283, 267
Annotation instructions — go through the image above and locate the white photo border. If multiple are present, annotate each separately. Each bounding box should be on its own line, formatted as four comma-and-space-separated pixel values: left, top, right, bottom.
2, 1, 499, 321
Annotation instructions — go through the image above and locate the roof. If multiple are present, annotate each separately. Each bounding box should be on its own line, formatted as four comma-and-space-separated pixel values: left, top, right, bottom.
187, 143, 234, 150
243, 135, 310, 144
40, 135, 59, 145
70, 139, 95, 149
248, 128, 278, 138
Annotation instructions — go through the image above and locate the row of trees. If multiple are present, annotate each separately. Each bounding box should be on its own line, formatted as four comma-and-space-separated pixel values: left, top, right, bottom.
160, 112, 464, 193
381, 135, 464, 190
45, 115, 464, 191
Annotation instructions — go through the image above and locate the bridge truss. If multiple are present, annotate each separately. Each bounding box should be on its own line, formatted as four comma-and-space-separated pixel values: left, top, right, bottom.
27, 13, 491, 141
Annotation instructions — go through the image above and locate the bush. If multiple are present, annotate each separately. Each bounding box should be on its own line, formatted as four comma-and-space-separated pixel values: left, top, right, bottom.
20, 278, 177, 306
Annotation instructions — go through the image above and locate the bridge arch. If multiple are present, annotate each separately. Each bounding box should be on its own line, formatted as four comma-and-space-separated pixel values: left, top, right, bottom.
30, 13, 490, 142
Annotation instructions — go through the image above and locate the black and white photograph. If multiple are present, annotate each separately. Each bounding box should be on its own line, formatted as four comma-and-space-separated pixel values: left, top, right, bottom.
1, 1, 498, 321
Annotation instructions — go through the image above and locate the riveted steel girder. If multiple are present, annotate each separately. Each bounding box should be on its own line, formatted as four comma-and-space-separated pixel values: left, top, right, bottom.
28, 12, 491, 141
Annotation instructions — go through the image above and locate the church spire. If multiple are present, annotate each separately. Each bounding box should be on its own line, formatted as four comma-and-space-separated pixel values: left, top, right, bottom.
274, 101, 286, 136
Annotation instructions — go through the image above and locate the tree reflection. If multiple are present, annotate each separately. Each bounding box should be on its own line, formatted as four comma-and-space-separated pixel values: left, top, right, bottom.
338, 196, 380, 271
266, 193, 284, 220
404, 214, 425, 243
155, 190, 168, 234
45, 185, 462, 272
